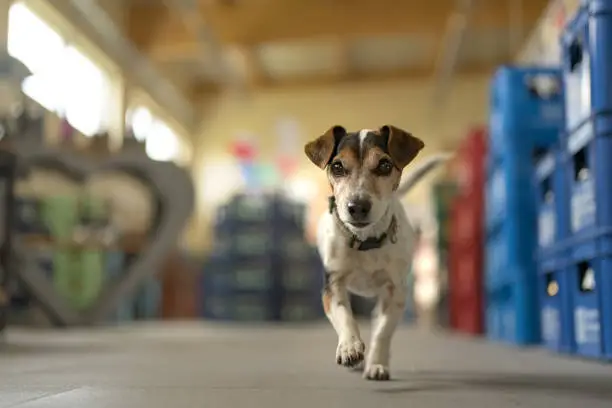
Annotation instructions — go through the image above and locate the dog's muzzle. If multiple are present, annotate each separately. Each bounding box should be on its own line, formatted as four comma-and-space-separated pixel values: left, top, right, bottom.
347, 196, 372, 226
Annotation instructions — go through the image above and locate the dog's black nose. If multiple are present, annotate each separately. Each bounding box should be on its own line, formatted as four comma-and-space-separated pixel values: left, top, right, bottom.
347, 198, 372, 221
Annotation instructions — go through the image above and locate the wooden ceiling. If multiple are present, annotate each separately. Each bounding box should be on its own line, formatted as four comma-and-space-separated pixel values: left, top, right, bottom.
119, 0, 549, 103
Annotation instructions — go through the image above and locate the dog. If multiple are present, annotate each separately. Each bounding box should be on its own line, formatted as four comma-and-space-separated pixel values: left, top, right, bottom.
304, 125, 451, 381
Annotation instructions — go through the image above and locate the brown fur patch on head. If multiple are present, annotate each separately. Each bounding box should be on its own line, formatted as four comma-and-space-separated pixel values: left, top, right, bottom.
304, 125, 347, 169
380, 125, 424, 169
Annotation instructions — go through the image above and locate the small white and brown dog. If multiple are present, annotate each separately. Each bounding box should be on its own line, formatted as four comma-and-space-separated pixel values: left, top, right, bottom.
304, 125, 451, 381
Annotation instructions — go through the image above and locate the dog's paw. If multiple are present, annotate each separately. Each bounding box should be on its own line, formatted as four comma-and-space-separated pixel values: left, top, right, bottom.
347, 360, 365, 372
336, 338, 365, 367
363, 364, 390, 381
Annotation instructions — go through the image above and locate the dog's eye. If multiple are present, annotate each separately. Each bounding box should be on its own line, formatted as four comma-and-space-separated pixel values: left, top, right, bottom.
375, 159, 393, 175
330, 161, 346, 177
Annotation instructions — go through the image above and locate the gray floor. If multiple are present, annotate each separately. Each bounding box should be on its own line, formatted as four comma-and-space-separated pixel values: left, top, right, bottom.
2, 321, 612, 407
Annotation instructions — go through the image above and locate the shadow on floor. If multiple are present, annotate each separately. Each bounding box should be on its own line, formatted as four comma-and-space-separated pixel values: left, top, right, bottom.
376, 371, 612, 400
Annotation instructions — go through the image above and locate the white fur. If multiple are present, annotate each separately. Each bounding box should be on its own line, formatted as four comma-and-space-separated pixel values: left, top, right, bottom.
358, 129, 373, 148
316, 149, 452, 381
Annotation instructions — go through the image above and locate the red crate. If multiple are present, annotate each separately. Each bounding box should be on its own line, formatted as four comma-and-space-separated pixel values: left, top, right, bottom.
449, 194, 484, 247
450, 127, 487, 199
449, 244, 483, 335
449, 243, 483, 299
450, 294, 484, 335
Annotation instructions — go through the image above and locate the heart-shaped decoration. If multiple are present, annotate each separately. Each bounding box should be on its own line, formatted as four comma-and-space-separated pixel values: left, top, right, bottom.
13, 145, 194, 326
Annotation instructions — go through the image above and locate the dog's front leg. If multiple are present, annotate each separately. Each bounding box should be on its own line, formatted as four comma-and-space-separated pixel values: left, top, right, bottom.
322, 277, 365, 367
364, 283, 406, 381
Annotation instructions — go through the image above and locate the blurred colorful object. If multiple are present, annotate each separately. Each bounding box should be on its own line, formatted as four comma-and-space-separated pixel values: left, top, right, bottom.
239, 161, 259, 189
230, 137, 257, 161
276, 155, 298, 178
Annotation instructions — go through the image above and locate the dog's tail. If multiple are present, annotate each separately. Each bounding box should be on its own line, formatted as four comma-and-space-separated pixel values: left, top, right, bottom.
395, 152, 454, 196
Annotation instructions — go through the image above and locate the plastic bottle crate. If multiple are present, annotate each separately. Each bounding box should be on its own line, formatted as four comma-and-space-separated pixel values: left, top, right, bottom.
485, 277, 540, 345
485, 156, 541, 234
538, 251, 575, 354
451, 295, 483, 336
452, 127, 487, 199
489, 66, 564, 161
562, 1, 612, 133
485, 217, 539, 289
202, 293, 279, 321
485, 157, 539, 289
534, 146, 570, 254
280, 293, 324, 321
450, 195, 483, 246
202, 254, 280, 296
563, 114, 612, 262
449, 243, 483, 335
565, 238, 612, 359
280, 254, 324, 293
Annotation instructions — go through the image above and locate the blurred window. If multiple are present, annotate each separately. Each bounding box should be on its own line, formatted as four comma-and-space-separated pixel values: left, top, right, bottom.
8, 2, 112, 137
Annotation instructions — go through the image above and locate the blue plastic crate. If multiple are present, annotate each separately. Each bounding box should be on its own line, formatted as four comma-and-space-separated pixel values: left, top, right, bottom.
485, 152, 542, 234
203, 254, 280, 296
562, 1, 612, 133
564, 116, 612, 259
489, 66, 564, 161
485, 158, 539, 289
485, 278, 540, 345
538, 251, 575, 354
134, 278, 161, 320
535, 147, 571, 254
279, 293, 324, 321
202, 293, 278, 321
566, 244, 612, 359
485, 219, 538, 290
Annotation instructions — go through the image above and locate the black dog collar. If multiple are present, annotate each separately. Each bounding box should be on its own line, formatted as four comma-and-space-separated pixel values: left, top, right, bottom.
328, 196, 397, 251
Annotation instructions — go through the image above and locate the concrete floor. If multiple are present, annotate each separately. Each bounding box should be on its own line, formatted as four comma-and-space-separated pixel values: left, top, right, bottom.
1, 321, 612, 407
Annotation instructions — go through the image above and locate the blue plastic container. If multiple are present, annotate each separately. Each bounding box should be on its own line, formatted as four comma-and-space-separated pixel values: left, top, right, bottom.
562, 1, 612, 133
538, 251, 575, 354
567, 246, 612, 359
563, 116, 612, 260
485, 278, 541, 345
489, 66, 564, 161
485, 159, 538, 235
534, 146, 570, 253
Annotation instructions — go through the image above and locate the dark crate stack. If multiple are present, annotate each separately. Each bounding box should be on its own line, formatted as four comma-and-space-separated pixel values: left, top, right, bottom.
448, 127, 486, 336
201, 193, 324, 322
0, 151, 16, 334
485, 66, 565, 346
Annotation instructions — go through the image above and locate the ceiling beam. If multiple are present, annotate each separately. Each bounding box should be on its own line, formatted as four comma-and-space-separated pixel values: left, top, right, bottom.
127, 0, 548, 55
195, 61, 500, 93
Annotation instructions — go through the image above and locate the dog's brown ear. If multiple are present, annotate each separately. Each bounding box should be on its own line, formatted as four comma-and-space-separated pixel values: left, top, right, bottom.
304, 125, 346, 169
381, 125, 424, 169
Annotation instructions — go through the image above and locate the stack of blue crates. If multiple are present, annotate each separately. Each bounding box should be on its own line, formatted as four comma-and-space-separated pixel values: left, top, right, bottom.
485, 66, 565, 345
555, 0, 612, 360
201, 193, 324, 322
534, 144, 574, 354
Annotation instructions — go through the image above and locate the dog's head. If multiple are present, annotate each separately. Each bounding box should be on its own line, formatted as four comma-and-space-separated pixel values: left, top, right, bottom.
304, 125, 424, 230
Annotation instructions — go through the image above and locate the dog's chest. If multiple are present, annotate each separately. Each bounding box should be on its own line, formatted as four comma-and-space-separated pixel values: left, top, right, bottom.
341, 246, 409, 297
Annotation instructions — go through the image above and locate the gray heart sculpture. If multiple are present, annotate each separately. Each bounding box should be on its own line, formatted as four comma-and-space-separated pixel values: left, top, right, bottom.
13, 145, 194, 326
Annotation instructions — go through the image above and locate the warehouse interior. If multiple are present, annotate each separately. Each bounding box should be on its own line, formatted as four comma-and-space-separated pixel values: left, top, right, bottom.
2, 0, 612, 406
